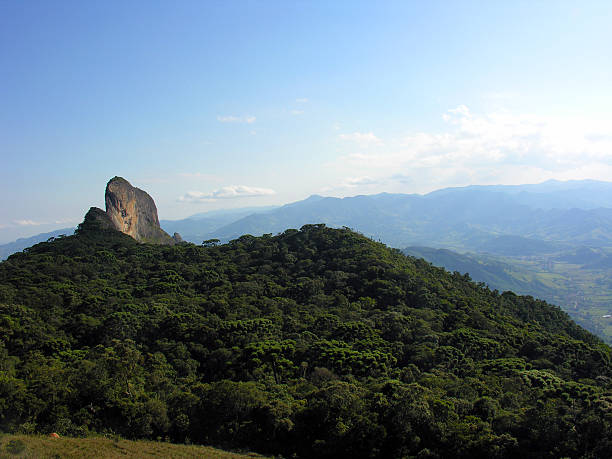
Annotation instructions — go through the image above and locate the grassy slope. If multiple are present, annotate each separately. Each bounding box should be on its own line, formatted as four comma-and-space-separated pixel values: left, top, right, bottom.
0, 435, 266, 459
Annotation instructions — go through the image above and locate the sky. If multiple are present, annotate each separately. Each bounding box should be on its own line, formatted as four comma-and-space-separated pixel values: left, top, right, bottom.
1, 0, 612, 243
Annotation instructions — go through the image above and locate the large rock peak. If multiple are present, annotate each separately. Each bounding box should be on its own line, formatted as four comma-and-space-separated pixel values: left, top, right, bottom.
78, 177, 181, 245
103, 176, 176, 244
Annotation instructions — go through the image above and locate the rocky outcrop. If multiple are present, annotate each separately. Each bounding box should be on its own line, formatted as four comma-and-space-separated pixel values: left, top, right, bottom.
104, 176, 176, 245
78, 177, 180, 245
81, 206, 116, 232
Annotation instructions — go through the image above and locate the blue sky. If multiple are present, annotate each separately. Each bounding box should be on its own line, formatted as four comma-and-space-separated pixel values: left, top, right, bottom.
1, 0, 612, 242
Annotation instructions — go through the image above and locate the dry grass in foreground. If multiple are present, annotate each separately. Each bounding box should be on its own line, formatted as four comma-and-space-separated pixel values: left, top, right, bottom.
0, 434, 269, 459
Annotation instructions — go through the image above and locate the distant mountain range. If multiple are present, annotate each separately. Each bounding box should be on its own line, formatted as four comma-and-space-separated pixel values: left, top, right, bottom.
0, 228, 75, 260
194, 179, 612, 253
159, 205, 278, 244
4, 179, 612, 259
429, 179, 612, 209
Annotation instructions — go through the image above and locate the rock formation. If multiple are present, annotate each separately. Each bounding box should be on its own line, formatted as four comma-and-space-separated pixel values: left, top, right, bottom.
79, 177, 180, 245
81, 207, 116, 232
104, 176, 176, 244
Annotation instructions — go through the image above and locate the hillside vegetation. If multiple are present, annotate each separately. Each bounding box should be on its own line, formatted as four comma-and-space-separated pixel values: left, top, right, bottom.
403, 246, 612, 344
3, 181, 612, 345
1, 223, 612, 457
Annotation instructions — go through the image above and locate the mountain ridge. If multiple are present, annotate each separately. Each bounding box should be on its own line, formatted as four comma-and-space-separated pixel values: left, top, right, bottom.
206, 187, 612, 251
5, 178, 612, 258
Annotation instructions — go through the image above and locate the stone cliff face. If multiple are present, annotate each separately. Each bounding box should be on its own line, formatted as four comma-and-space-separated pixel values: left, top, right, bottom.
78, 177, 180, 245
104, 176, 174, 244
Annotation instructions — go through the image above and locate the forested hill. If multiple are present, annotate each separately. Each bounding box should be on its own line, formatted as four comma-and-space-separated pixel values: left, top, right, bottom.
1, 223, 612, 458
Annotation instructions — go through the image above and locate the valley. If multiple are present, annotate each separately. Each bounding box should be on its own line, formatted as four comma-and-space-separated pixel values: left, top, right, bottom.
404, 246, 612, 344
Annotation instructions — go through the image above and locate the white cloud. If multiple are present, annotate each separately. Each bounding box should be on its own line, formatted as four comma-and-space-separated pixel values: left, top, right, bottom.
9, 218, 78, 228
338, 131, 382, 145
337, 106, 612, 192
296, 98, 308, 103
179, 185, 276, 202
14, 219, 42, 226
291, 110, 304, 115
54, 218, 78, 225
217, 115, 256, 124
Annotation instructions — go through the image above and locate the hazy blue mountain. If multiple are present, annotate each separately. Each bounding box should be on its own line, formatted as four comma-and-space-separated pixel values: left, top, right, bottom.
211, 192, 432, 246
160, 205, 278, 244
181, 205, 280, 220
431, 179, 612, 209
209, 180, 612, 253
5, 179, 612, 259
555, 246, 612, 269
0, 228, 74, 260
476, 235, 563, 256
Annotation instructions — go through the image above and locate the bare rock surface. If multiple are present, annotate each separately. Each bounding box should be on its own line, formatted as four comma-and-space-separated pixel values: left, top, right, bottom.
104, 176, 176, 244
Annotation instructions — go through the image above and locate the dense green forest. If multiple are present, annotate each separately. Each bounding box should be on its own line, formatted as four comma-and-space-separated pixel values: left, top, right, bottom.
402, 246, 612, 344
1, 219, 611, 458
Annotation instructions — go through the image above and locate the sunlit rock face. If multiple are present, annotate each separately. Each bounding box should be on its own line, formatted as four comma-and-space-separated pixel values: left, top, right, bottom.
104, 176, 176, 245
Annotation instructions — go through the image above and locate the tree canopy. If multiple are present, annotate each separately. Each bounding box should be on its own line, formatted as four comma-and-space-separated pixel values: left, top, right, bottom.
0, 223, 611, 457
